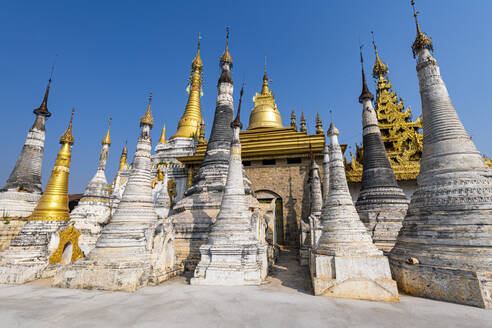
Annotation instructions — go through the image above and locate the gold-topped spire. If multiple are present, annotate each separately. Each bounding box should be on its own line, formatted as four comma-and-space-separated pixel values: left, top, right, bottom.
60, 107, 75, 145
140, 92, 154, 128
315, 112, 324, 135
33, 78, 52, 117
247, 64, 283, 130
29, 108, 75, 221
118, 140, 129, 171
191, 34, 203, 69
158, 124, 167, 144
410, 0, 433, 58
291, 109, 297, 131
171, 36, 204, 140
371, 31, 388, 79
102, 115, 112, 145
220, 26, 233, 66
300, 112, 307, 132
198, 119, 207, 143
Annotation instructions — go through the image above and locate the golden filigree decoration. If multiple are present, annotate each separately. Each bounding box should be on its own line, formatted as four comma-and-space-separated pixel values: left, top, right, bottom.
345, 59, 423, 182
49, 224, 83, 264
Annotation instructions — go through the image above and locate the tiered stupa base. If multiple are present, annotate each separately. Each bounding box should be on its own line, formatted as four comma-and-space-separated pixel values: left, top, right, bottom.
67, 204, 110, 255
53, 221, 183, 291
0, 220, 66, 284
356, 188, 408, 255
389, 177, 492, 309
191, 243, 267, 286
0, 190, 41, 218
310, 253, 399, 302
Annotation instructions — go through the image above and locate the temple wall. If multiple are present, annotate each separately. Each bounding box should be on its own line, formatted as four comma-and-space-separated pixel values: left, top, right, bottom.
243, 157, 324, 246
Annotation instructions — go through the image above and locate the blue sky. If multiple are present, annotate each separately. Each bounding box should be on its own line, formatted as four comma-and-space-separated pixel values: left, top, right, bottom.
1, 0, 491, 193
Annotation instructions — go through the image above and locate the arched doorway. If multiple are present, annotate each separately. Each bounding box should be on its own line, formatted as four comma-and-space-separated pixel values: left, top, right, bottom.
256, 190, 284, 246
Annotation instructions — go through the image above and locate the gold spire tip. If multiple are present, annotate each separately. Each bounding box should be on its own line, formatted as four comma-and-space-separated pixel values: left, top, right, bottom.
60, 107, 75, 145
410, 0, 433, 57
220, 26, 233, 65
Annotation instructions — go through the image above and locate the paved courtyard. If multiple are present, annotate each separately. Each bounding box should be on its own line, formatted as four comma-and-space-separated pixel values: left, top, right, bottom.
0, 249, 490, 328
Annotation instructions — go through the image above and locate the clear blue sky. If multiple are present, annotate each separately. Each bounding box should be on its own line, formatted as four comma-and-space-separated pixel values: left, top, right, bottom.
1, 0, 491, 193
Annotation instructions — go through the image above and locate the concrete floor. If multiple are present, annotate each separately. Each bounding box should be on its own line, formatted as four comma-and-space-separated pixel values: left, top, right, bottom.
0, 249, 490, 328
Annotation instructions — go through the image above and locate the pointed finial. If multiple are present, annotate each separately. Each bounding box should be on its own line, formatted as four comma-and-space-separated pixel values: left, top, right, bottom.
60, 107, 75, 145
359, 44, 374, 103
291, 109, 297, 131
264, 56, 267, 74
300, 111, 307, 132
159, 124, 167, 144
191, 34, 204, 69
410, 0, 433, 58
220, 26, 233, 66
102, 115, 112, 145
371, 31, 389, 79
198, 119, 206, 143
122, 139, 128, 155
327, 122, 339, 138
315, 111, 324, 134
231, 83, 244, 129
140, 92, 154, 128
33, 72, 53, 117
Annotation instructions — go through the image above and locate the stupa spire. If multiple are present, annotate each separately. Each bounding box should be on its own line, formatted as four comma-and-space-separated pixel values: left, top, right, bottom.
30, 108, 75, 221
220, 26, 233, 67
410, 0, 433, 58
119, 140, 129, 171
355, 47, 408, 254
191, 84, 266, 286
140, 93, 154, 128
171, 35, 204, 139
158, 124, 167, 144
33, 79, 52, 117
290, 109, 297, 131
311, 122, 399, 301
389, 2, 492, 308
300, 112, 307, 132
101, 115, 112, 145
315, 112, 323, 135
371, 31, 388, 79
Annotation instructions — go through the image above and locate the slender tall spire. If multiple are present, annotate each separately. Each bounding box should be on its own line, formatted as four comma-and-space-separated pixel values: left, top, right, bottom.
33, 79, 52, 117
158, 124, 167, 144
140, 92, 154, 128
220, 26, 233, 67
315, 112, 324, 135
171, 35, 204, 139
356, 48, 408, 254
29, 108, 75, 221
118, 140, 129, 171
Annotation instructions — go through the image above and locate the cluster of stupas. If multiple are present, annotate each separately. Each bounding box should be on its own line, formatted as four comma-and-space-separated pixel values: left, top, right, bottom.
0, 1, 490, 309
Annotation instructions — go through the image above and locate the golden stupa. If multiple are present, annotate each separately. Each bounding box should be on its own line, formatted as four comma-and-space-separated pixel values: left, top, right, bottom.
29, 108, 75, 221
170, 36, 204, 139
247, 66, 283, 130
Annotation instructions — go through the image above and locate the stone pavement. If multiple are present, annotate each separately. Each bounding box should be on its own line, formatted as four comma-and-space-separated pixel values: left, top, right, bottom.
0, 248, 490, 328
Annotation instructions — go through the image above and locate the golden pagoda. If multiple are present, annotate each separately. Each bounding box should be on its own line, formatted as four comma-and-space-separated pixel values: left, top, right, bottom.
29, 108, 75, 221
170, 36, 204, 139
345, 36, 423, 182
247, 65, 283, 130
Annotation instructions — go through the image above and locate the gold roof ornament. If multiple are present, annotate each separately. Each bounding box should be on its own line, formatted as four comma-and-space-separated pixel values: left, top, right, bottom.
247, 60, 284, 130
300, 112, 307, 132
29, 108, 75, 221
159, 124, 167, 144
60, 107, 75, 145
315, 112, 324, 135
171, 35, 204, 139
140, 92, 154, 128
410, 0, 433, 58
371, 31, 388, 79
290, 109, 297, 131
198, 119, 207, 144
220, 27, 233, 66
345, 41, 423, 182
101, 115, 112, 145
118, 140, 129, 171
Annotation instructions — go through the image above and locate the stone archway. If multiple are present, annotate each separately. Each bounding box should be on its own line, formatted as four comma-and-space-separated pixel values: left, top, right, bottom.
256, 190, 284, 246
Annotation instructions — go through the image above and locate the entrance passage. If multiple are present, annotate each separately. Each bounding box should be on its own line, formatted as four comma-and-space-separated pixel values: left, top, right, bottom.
257, 190, 284, 246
